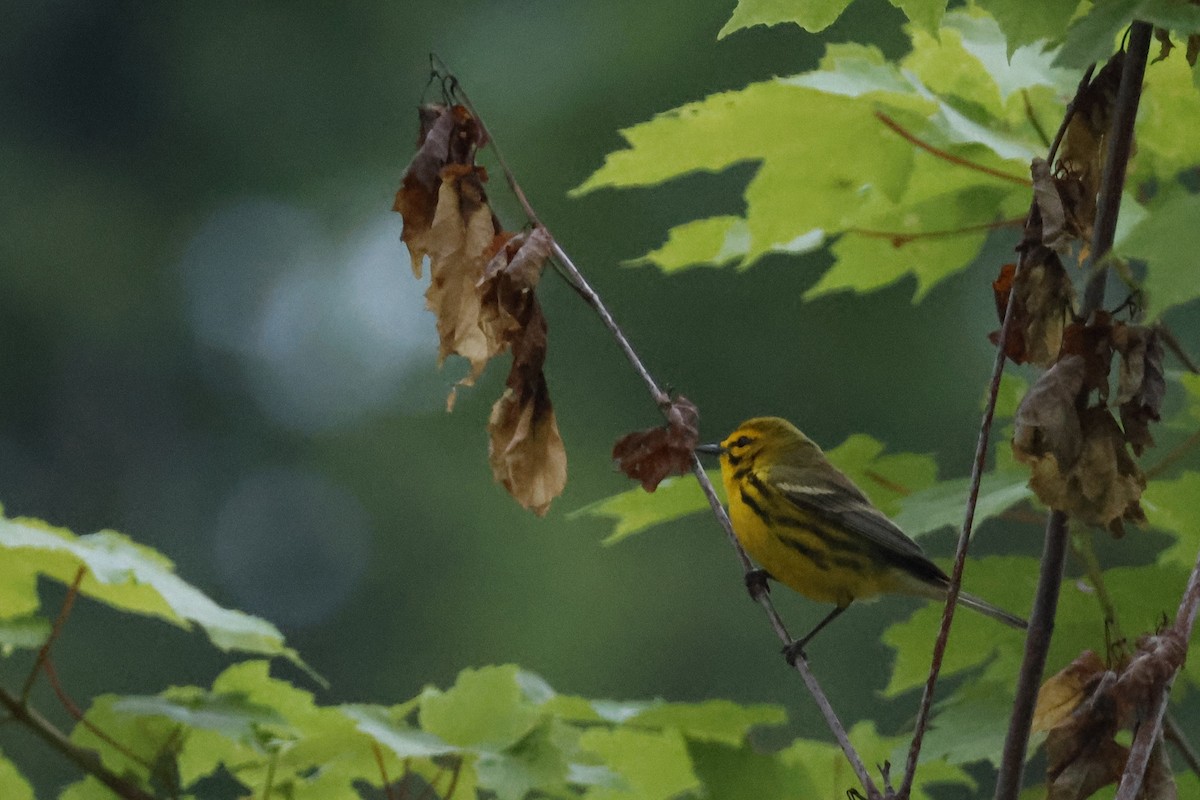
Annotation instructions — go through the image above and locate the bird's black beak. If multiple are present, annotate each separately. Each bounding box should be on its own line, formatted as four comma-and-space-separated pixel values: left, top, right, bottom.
695, 443, 725, 457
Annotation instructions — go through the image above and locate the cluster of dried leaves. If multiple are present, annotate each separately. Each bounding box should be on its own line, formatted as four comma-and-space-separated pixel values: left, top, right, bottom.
1033, 630, 1187, 800
396, 104, 566, 515
611, 397, 701, 492
994, 53, 1165, 535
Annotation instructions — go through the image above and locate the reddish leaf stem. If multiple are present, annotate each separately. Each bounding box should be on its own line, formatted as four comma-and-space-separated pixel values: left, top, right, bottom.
845, 217, 1024, 246
441, 66, 881, 800
994, 23, 1152, 800
43, 660, 156, 772
372, 742, 398, 800
21, 565, 86, 702
874, 111, 1032, 187
0, 685, 156, 800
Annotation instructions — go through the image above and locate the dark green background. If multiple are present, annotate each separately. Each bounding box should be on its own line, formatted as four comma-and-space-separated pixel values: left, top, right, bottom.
0, 2, 1148, 796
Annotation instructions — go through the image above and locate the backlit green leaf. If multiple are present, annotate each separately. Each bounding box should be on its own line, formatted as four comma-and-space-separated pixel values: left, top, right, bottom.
1118, 191, 1200, 319
577, 727, 699, 800
629, 699, 786, 745
718, 0, 854, 37
419, 665, 542, 750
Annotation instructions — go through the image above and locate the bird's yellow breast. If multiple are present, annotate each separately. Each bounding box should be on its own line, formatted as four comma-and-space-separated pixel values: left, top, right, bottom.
722, 468, 896, 607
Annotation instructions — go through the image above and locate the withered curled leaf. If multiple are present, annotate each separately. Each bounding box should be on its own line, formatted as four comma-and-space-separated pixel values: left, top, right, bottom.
990, 243, 1076, 368
1056, 52, 1124, 244
1112, 325, 1165, 455
612, 397, 701, 492
488, 299, 567, 516
1013, 355, 1087, 468
1013, 358, 1146, 534
1033, 650, 1107, 734
1031, 158, 1070, 254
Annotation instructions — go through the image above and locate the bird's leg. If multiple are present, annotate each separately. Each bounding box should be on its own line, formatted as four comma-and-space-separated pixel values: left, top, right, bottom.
782, 604, 849, 664
744, 568, 773, 601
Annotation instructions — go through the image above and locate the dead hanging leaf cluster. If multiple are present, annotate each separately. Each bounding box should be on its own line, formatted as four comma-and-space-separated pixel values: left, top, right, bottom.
994, 50, 1168, 535
396, 104, 566, 515
612, 397, 701, 492
1033, 634, 1186, 800
1011, 314, 1165, 535
990, 53, 1130, 369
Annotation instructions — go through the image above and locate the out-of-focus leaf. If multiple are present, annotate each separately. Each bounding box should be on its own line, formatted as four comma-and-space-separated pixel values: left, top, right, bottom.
612, 398, 700, 492
919, 680, 1016, 768
629, 216, 749, 272
577, 727, 699, 800
717, 0, 855, 37
0, 750, 33, 800
1143, 470, 1200, 568
688, 740, 818, 800
572, 472, 721, 545
893, 469, 1032, 538
629, 700, 786, 746
343, 705, 459, 758
474, 721, 569, 800
1119, 191, 1200, 320
0, 515, 310, 673
114, 691, 287, 742
0, 615, 50, 653
420, 665, 542, 750
977, 0, 1080, 56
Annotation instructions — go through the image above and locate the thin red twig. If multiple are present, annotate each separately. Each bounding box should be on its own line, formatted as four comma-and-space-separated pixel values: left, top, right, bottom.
43, 659, 155, 772
21, 566, 86, 702
372, 742, 397, 800
845, 217, 1023, 246
874, 111, 1032, 187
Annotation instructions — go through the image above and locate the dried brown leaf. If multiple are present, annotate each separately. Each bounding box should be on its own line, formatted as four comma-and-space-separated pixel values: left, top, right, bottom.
1113, 325, 1165, 455
1153, 28, 1175, 64
989, 254, 1075, 367
1046, 670, 1126, 800
395, 104, 487, 273
612, 397, 701, 492
1034, 650, 1107, 733
487, 301, 567, 516
423, 166, 502, 384
1056, 52, 1124, 243
1013, 355, 1087, 468
1032, 158, 1071, 253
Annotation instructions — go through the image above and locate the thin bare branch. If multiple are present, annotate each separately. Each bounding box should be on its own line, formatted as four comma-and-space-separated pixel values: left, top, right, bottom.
1165, 712, 1200, 778
0, 686, 157, 800
1115, 527, 1200, 799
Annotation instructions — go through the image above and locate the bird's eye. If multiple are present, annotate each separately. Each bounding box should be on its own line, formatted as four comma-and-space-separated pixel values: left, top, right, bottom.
732, 435, 753, 449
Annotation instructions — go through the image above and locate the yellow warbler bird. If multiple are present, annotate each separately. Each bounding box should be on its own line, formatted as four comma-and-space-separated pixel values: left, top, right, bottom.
696, 417, 1026, 659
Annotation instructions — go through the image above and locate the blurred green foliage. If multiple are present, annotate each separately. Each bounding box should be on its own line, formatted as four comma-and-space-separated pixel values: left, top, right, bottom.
2, 0, 1200, 797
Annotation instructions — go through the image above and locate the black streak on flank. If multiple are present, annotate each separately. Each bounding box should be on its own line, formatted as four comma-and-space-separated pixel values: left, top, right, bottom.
739, 489, 771, 525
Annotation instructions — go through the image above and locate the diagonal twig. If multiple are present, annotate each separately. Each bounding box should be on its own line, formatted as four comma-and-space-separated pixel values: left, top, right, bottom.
1115, 541, 1200, 799
441, 65, 883, 800
21, 565, 86, 702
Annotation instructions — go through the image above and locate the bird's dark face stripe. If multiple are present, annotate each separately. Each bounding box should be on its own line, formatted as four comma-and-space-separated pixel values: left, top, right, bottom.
739, 488, 771, 525
726, 453, 743, 467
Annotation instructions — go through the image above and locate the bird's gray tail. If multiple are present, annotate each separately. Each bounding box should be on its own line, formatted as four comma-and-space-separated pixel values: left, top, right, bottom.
956, 590, 1028, 630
